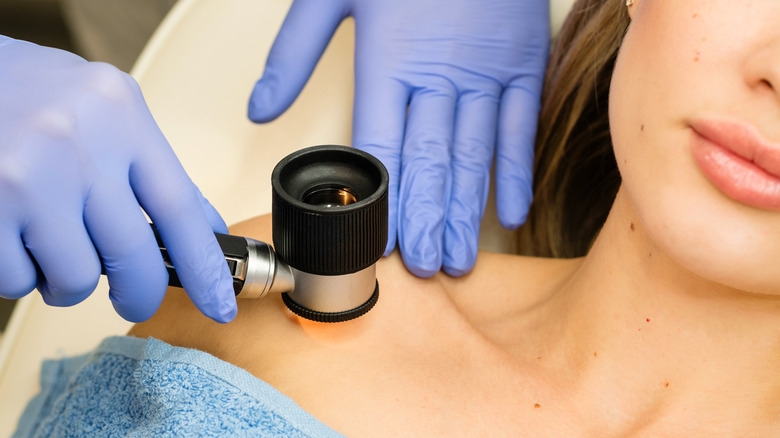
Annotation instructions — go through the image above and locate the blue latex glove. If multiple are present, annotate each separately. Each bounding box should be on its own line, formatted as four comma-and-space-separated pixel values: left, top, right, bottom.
0, 36, 237, 323
248, 0, 550, 277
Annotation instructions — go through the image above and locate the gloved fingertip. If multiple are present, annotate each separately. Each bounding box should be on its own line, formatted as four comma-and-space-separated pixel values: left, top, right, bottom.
442, 240, 478, 277
399, 243, 442, 277
498, 211, 528, 231
0, 285, 34, 300
205, 274, 238, 324
37, 274, 98, 307
404, 263, 439, 279
39, 288, 92, 308
402, 245, 441, 277
111, 300, 155, 324
497, 185, 532, 230
399, 228, 443, 278
441, 240, 477, 277
213, 295, 238, 324
442, 264, 472, 277
212, 300, 237, 324
247, 76, 287, 124
1, 272, 40, 300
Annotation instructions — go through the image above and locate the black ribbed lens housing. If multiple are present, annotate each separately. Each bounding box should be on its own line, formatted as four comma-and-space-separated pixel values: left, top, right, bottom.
271, 145, 388, 275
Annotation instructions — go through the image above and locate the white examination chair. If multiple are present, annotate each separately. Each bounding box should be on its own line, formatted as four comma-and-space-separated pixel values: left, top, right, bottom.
0, 0, 574, 434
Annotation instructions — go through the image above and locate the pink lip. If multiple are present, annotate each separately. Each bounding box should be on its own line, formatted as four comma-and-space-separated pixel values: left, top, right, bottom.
690, 120, 780, 211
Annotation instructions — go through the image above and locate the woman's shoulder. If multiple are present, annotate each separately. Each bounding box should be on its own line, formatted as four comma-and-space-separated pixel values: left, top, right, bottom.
130, 214, 581, 436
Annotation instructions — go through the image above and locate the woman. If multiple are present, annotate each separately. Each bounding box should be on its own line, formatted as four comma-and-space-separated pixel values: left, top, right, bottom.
15, 0, 780, 435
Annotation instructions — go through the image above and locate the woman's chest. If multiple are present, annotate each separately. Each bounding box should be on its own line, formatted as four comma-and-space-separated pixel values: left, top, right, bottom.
237, 324, 566, 437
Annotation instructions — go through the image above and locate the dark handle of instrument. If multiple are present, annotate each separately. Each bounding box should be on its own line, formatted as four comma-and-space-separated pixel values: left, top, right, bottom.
100, 223, 250, 295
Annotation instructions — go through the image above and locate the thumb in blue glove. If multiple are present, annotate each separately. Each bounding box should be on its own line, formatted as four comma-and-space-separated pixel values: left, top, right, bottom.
248, 0, 549, 278
0, 37, 237, 323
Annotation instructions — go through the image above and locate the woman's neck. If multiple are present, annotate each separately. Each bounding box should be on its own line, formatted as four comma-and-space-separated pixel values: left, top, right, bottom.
532, 188, 780, 431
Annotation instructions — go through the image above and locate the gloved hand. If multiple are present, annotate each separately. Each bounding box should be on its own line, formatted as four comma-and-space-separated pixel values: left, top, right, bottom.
248, 0, 550, 277
0, 36, 237, 323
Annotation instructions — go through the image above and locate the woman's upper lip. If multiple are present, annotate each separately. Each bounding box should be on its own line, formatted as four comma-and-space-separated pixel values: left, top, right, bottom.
691, 119, 780, 179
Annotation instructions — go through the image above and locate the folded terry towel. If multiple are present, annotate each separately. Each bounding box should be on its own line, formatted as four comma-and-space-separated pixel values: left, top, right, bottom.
14, 336, 344, 437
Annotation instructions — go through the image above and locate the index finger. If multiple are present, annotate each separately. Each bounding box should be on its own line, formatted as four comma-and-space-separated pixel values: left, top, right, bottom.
129, 130, 236, 323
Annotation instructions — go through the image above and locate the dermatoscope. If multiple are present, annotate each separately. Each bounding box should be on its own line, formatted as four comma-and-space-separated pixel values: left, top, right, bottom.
148, 145, 388, 323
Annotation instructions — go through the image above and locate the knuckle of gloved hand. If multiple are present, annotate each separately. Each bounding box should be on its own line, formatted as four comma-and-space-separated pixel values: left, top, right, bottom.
27, 104, 78, 142
1, 121, 85, 200
405, 127, 451, 156
80, 62, 139, 103
0, 156, 54, 205
456, 155, 491, 177
0, 155, 31, 194
418, 73, 458, 96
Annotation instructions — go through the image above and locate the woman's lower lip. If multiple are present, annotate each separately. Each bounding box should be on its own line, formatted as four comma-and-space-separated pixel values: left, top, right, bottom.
691, 130, 780, 211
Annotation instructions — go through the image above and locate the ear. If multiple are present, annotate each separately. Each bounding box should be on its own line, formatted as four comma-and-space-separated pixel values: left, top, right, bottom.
626, 0, 639, 19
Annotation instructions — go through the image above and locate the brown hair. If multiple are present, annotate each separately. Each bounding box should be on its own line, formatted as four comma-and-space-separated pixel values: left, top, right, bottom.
519, 0, 632, 258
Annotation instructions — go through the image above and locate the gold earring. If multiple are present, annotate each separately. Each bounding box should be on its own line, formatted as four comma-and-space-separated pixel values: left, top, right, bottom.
626, 0, 634, 6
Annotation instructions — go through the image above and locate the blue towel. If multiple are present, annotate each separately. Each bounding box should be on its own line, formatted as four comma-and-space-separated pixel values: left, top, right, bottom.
14, 336, 345, 437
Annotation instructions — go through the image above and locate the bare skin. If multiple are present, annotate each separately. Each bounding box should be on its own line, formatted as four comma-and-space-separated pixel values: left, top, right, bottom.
131, 213, 582, 436
130, 190, 780, 437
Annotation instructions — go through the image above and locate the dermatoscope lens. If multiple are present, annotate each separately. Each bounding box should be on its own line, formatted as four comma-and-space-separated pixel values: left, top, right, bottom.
302, 185, 359, 207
